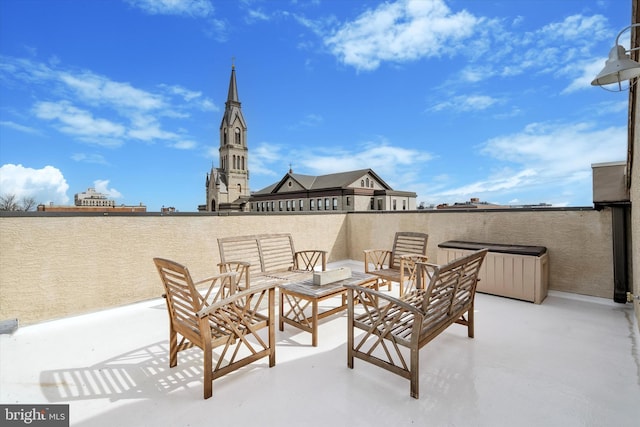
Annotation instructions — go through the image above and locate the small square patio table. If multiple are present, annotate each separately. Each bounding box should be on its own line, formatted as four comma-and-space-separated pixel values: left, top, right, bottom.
278, 271, 378, 346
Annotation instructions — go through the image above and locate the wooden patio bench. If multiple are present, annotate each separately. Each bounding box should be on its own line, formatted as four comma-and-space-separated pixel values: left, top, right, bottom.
346, 248, 488, 399
218, 233, 327, 289
153, 257, 276, 399
363, 231, 429, 295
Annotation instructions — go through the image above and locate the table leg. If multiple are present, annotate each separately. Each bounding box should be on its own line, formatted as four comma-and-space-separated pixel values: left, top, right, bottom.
279, 291, 284, 332
312, 300, 318, 347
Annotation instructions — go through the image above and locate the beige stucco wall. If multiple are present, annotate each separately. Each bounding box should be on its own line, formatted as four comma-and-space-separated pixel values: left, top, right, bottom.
0, 214, 349, 325
0, 208, 615, 325
347, 209, 614, 297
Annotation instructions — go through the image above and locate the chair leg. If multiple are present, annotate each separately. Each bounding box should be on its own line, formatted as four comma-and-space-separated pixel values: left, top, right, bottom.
347, 290, 355, 369
468, 306, 474, 338
268, 288, 276, 367
410, 347, 419, 399
169, 326, 178, 368
203, 341, 213, 399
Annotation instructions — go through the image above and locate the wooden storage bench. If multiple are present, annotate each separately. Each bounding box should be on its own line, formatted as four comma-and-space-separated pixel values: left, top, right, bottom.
437, 240, 549, 304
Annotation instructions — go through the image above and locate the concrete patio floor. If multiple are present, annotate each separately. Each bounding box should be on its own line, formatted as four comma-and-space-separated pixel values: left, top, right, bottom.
1, 260, 639, 427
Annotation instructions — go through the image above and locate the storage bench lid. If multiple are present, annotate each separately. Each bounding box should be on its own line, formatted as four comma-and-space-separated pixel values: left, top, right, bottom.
438, 240, 547, 256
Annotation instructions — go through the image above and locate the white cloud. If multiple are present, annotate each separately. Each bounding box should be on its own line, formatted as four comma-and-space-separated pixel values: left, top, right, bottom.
171, 140, 197, 150
93, 179, 122, 199
127, 113, 178, 141
0, 164, 69, 205
71, 153, 109, 165
324, 0, 479, 71
426, 120, 627, 205
59, 71, 164, 111
0, 120, 42, 135
1, 56, 207, 150
126, 0, 214, 17
429, 94, 500, 112
251, 138, 433, 192
33, 101, 126, 147
481, 121, 626, 174
249, 142, 285, 179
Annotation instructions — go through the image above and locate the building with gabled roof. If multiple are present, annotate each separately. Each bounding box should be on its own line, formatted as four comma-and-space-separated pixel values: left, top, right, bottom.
200, 66, 417, 213
249, 168, 417, 212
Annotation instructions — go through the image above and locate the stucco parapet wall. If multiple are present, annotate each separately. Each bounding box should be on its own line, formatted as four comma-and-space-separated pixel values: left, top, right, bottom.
0, 205, 597, 218
0, 207, 615, 325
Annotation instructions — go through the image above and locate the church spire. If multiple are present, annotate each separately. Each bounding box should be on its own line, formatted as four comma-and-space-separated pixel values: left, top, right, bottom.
227, 63, 240, 105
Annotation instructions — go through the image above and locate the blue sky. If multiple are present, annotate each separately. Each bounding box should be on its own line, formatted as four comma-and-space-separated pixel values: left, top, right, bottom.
0, 0, 631, 211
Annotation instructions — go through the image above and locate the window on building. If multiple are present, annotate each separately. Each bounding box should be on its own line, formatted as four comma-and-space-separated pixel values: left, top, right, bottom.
324, 198, 330, 209
332, 198, 338, 210
346, 197, 351, 206
378, 199, 383, 210
271, 201, 275, 211
235, 128, 241, 144
279, 201, 283, 211
361, 180, 365, 187
370, 197, 375, 210
287, 200, 291, 211
299, 200, 304, 210
310, 199, 315, 210
366, 178, 370, 187
393, 199, 397, 210
403, 200, 406, 210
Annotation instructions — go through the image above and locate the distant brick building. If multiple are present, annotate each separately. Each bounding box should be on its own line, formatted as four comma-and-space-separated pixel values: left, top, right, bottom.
37, 187, 146, 213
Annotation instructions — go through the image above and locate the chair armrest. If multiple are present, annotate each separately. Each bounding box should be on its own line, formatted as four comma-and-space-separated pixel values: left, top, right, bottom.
397, 254, 429, 295
195, 272, 238, 305
218, 261, 251, 290
345, 284, 424, 342
294, 250, 327, 271
363, 249, 392, 273
197, 282, 276, 319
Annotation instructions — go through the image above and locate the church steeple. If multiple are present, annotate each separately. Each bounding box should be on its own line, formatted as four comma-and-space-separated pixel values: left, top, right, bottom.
227, 65, 240, 104
205, 64, 250, 212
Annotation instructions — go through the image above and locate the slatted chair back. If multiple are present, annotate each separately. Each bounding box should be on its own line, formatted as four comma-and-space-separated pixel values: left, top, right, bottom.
154, 257, 206, 346
390, 232, 429, 269
418, 248, 488, 317
218, 233, 296, 276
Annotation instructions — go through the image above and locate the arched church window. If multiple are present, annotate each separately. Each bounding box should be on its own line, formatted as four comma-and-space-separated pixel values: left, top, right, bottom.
242, 156, 245, 170
366, 178, 370, 187
237, 184, 242, 193
235, 128, 241, 144
361, 180, 364, 187
224, 129, 228, 145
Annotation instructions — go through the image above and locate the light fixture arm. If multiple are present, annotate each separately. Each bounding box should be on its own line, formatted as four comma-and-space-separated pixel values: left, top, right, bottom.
614, 23, 640, 49
591, 23, 640, 91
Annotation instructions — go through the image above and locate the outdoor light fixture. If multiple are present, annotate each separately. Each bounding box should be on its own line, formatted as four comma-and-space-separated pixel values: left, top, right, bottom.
591, 23, 640, 91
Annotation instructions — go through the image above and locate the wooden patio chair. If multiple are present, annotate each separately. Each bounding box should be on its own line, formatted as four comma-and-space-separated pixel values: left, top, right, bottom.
347, 248, 488, 398
363, 231, 429, 295
153, 257, 276, 399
